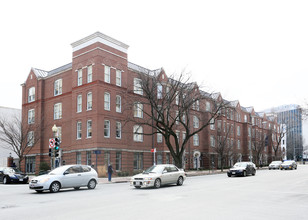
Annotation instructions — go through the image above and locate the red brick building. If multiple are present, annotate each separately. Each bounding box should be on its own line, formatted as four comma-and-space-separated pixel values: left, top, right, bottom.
21, 32, 282, 176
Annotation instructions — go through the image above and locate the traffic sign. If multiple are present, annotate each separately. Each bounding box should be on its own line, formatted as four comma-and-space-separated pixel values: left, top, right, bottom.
151, 148, 156, 153
49, 138, 55, 148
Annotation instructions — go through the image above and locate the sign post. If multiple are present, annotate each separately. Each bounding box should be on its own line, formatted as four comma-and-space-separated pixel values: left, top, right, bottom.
151, 148, 156, 165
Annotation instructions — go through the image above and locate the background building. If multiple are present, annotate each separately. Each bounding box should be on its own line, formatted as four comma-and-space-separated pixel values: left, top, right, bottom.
0, 106, 20, 166
265, 104, 303, 160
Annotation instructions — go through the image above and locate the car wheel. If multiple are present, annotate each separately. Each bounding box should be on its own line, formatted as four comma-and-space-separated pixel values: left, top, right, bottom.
295, 166, 297, 170
177, 176, 184, 186
74, 187, 80, 190
243, 171, 247, 177
227, 173, 231, 177
87, 179, 96, 189
49, 181, 61, 193
134, 186, 141, 189
154, 178, 161, 188
35, 190, 43, 193
252, 171, 256, 176
23, 179, 29, 184
3, 176, 10, 184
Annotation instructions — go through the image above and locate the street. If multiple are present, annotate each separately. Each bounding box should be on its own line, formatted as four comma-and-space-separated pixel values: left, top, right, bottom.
1, 165, 308, 220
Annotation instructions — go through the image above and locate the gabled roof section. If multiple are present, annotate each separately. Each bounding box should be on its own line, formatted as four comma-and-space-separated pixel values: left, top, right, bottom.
229, 100, 239, 108
31, 63, 72, 80
32, 68, 48, 78
211, 92, 221, 100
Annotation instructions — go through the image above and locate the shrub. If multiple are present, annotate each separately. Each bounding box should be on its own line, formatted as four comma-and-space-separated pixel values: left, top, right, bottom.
39, 162, 50, 171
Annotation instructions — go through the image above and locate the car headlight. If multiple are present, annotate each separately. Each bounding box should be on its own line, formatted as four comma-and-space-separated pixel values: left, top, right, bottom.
144, 177, 153, 181
39, 178, 50, 183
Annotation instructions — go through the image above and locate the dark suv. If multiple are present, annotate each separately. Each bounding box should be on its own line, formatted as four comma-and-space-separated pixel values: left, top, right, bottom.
227, 162, 256, 177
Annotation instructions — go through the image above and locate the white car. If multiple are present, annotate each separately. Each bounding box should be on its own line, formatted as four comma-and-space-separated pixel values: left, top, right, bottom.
29, 165, 98, 193
130, 164, 186, 189
269, 161, 282, 170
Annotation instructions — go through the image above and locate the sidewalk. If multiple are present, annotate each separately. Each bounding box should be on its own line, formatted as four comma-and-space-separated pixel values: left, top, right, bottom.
98, 169, 228, 184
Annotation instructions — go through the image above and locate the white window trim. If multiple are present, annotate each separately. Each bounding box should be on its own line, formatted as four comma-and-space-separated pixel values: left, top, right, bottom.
104, 65, 110, 83
116, 121, 121, 139
87, 120, 92, 138
77, 94, 82, 113
54, 79, 62, 96
116, 69, 121, 87
87, 92, 92, 111
116, 95, 121, 113
77, 121, 82, 140
104, 120, 110, 138
104, 92, 110, 111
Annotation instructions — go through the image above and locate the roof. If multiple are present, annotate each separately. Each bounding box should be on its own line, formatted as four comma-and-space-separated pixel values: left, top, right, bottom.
31, 63, 72, 79
128, 62, 162, 76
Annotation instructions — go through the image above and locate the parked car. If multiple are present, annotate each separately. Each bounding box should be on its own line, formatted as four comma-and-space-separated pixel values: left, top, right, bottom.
0, 167, 29, 184
130, 164, 186, 189
227, 162, 256, 177
280, 160, 297, 170
269, 161, 282, 170
29, 165, 98, 193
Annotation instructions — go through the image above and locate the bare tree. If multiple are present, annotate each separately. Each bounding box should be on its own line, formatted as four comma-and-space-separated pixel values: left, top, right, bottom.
213, 122, 234, 171
0, 115, 42, 169
270, 127, 285, 160
251, 131, 268, 168
126, 69, 228, 168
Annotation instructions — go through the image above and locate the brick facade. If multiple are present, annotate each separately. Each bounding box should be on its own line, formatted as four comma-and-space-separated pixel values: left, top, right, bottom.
21, 32, 282, 176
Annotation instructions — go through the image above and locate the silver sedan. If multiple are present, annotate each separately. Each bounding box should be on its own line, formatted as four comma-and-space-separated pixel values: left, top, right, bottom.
29, 165, 98, 193
130, 164, 186, 189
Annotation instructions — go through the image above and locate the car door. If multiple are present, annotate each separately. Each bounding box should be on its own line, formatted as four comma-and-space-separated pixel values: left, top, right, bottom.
80, 166, 91, 186
160, 166, 172, 185
61, 166, 83, 188
169, 165, 180, 183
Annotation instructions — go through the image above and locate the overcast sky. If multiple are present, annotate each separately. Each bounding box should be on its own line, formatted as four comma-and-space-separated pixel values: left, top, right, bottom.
1, 0, 307, 112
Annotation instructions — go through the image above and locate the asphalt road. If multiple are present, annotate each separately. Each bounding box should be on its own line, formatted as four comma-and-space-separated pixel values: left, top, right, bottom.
1, 165, 308, 220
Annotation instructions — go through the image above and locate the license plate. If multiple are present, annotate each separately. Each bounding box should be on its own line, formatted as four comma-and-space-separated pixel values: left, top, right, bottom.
232, 172, 235, 174
19, 179, 23, 181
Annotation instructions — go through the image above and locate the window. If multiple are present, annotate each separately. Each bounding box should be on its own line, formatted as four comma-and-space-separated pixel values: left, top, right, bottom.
210, 118, 215, 130
134, 102, 143, 118
133, 125, 143, 142
25, 156, 35, 173
104, 65, 110, 83
157, 132, 163, 143
104, 92, 110, 111
28, 109, 35, 124
237, 126, 241, 136
157, 83, 163, 99
134, 78, 143, 95
77, 121, 82, 139
76, 152, 81, 164
54, 79, 62, 96
206, 102, 211, 112
116, 95, 121, 113
87, 120, 92, 138
134, 152, 143, 170
195, 100, 200, 111
248, 127, 251, 137
175, 111, 179, 125
237, 140, 241, 149
193, 134, 199, 146
193, 116, 199, 128
28, 87, 35, 103
87, 65, 92, 83
175, 92, 179, 105
157, 153, 163, 164
116, 122, 121, 139
77, 69, 82, 86
116, 152, 122, 170
116, 69, 121, 86
87, 92, 92, 110
27, 131, 34, 146
104, 151, 110, 165
77, 95, 82, 113
86, 151, 92, 166
217, 120, 222, 132
104, 120, 110, 138
182, 132, 186, 142
54, 103, 62, 120
210, 135, 215, 147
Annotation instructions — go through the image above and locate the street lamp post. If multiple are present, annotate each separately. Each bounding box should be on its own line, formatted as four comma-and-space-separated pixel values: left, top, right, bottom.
51, 124, 58, 170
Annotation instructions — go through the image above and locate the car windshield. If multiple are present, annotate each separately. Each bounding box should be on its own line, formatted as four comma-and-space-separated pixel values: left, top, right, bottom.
233, 163, 247, 168
283, 161, 293, 165
143, 165, 164, 174
49, 166, 68, 175
3, 167, 21, 174
271, 161, 281, 164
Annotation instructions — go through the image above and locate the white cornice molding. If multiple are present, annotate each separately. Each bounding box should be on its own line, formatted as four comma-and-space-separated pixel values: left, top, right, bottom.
71, 32, 129, 54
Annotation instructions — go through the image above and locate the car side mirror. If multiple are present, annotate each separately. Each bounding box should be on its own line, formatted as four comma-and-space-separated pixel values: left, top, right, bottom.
64, 171, 69, 175
163, 170, 167, 174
